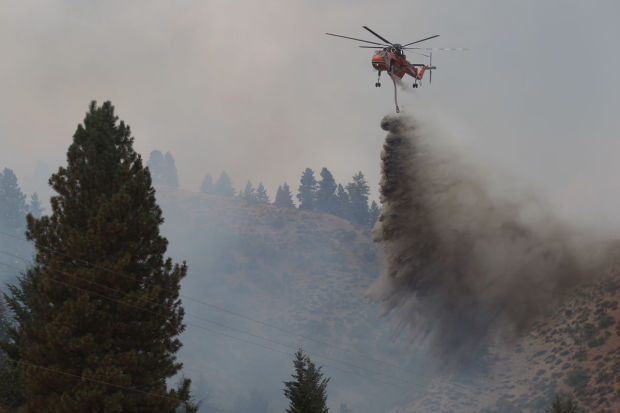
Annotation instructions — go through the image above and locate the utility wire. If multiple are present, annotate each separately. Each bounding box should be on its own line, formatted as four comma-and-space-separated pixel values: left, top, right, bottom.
11, 359, 187, 404
0, 229, 419, 378
0, 258, 413, 391
1, 258, 408, 407
9, 358, 238, 413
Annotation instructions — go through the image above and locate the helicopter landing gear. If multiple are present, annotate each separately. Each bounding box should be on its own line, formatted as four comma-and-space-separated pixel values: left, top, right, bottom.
375, 82, 381, 87
413, 81, 419, 88
375, 71, 382, 87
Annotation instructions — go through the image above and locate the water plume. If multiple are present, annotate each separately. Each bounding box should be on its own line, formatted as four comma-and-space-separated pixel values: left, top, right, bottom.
370, 114, 610, 362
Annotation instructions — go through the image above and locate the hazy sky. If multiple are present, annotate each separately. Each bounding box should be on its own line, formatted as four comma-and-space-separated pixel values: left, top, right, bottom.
2, 0, 620, 228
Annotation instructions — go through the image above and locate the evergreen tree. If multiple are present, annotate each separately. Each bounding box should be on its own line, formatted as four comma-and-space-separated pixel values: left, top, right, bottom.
200, 173, 214, 194
546, 395, 578, 413
241, 181, 256, 202
164, 152, 179, 187
368, 200, 380, 229
335, 184, 350, 220
0, 272, 33, 409
215, 171, 235, 197
27, 193, 44, 219
256, 183, 270, 204
297, 168, 317, 211
346, 172, 370, 227
5, 101, 193, 412
147, 150, 165, 178
147, 150, 179, 187
274, 183, 295, 209
0, 168, 30, 285
0, 296, 21, 410
316, 168, 338, 215
0, 168, 27, 233
283, 348, 330, 413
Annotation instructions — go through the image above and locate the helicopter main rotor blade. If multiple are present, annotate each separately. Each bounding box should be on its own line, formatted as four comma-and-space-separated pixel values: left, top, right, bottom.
362, 26, 393, 45
325, 32, 386, 46
404, 47, 469, 51
402, 35, 440, 47
359, 45, 388, 48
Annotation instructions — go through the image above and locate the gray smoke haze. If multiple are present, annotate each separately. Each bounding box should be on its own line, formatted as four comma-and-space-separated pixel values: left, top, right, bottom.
370, 114, 614, 362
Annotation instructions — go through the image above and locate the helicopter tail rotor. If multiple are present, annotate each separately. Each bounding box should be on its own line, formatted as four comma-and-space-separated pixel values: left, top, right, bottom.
427, 52, 437, 84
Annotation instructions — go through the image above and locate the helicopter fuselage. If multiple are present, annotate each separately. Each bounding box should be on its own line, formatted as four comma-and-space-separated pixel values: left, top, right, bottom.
371, 49, 424, 80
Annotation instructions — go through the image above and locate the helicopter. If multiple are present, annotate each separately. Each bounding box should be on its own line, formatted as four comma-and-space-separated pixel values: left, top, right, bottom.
326, 26, 462, 112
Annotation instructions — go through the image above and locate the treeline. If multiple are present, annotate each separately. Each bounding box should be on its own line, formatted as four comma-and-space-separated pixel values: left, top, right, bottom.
199, 168, 381, 230
146, 150, 381, 230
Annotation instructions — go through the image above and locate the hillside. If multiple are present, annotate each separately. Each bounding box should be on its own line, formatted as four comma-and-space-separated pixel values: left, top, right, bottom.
154, 185, 620, 413
156, 185, 382, 341
485, 269, 620, 413
154, 186, 422, 413
395, 269, 620, 413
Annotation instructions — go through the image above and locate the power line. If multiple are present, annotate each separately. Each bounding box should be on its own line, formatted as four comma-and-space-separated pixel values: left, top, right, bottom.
0, 251, 499, 410
0, 258, 414, 391
12, 357, 239, 413
0, 229, 419, 378
0, 259, 409, 410
11, 359, 187, 404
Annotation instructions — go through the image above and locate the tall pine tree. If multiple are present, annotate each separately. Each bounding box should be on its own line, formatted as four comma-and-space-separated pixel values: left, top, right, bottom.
147, 150, 179, 187
297, 168, 317, 211
215, 171, 235, 197
283, 349, 330, 413
368, 200, 380, 229
241, 180, 256, 202
315, 168, 338, 215
6, 101, 193, 412
346, 172, 370, 227
0, 168, 31, 285
255, 183, 270, 204
274, 183, 295, 208
0, 168, 27, 234
335, 184, 350, 220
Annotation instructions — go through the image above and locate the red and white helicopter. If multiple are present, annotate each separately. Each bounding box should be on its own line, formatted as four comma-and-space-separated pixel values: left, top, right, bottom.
326, 26, 464, 112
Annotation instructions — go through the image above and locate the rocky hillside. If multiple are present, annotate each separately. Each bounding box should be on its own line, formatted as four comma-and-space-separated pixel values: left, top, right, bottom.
395, 269, 620, 413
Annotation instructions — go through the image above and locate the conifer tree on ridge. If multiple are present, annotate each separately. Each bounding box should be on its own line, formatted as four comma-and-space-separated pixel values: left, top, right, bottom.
255, 182, 270, 204
316, 167, 338, 215
241, 180, 256, 202
297, 168, 317, 211
274, 183, 295, 209
346, 172, 370, 227
215, 171, 235, 197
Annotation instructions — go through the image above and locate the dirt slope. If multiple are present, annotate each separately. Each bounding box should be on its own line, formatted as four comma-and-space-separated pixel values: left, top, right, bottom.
397, 269, 620, 413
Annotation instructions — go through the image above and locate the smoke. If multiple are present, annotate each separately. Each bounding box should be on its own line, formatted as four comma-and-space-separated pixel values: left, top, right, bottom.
370, 114, 613, 363
388, 74, 413, 92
